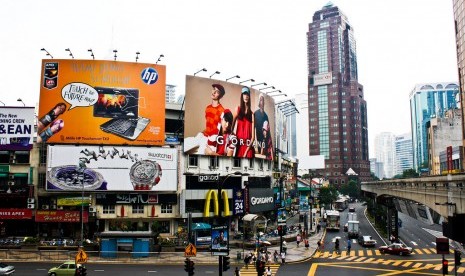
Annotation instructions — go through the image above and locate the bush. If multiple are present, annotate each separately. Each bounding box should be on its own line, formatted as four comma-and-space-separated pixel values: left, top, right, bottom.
24, 237, 39, 244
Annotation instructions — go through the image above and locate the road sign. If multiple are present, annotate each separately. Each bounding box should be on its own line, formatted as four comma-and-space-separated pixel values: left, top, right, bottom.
75, 248, 88, 264
184, 243, 197, 257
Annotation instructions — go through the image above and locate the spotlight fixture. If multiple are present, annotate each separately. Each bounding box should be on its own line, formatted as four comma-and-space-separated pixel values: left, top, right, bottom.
65, 48, 74, 59
194, 68, 207, 76
226, 75, 240, 81
88, 49, 95, 60
136, 51, 140, 62
40, 48, 54, 59
239, 79, 255, 85
209, 71, 220, 79
259, 86, 275, 91
17, 98, 25, 107
251, 82, 267, 88
0, 100, 5, 106
113, 49, 118, 61
156, 54, 164, 64
266, 90, 282, 95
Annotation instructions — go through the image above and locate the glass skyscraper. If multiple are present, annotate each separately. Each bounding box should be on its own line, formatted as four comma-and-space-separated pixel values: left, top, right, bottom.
307, 3, 370, 184
409, 82, 459, 171
395, 133, 414, 176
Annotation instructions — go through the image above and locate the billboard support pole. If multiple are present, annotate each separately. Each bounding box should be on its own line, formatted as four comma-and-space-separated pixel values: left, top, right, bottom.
78, 162, 86, 248
217, 173, 223, 276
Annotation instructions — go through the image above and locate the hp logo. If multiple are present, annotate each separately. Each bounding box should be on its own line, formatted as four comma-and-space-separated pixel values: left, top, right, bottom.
141, 67, 159, 85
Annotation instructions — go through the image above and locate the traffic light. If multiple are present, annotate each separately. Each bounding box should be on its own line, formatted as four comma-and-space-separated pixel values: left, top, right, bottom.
442, 258, 448, 275
222, 256, 230, 272
277, 225, 283, 236
184, 258, 190, 272
189, 260, 195, 275
455, 250, 462, 266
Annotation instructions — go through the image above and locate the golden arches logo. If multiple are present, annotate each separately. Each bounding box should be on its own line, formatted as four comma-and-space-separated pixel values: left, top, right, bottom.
203, 189, 230, 217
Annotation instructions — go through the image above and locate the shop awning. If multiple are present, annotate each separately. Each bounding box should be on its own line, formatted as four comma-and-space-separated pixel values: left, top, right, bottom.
243, 214, 259, 222
191, 222, 211, 231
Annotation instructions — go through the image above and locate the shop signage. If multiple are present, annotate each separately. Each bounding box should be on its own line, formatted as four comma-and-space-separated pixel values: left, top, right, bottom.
35, 210, 88, 223
57, 197, 91, 206
248, 188, 275, 213
204, 190, 229, 217
95, 194, 158, 205
198, 174, 219, 182
232, 188, 244, 215
0, 208, 33, 219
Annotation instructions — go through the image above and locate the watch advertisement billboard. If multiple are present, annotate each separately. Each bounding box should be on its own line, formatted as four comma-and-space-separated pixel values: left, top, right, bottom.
46, 145, 177, 191
184, 75, 275, 160
0, 107, 35, 150
37, 59, 166, 146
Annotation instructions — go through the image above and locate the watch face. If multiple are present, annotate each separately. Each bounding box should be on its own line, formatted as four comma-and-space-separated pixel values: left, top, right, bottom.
47, 165, 106, 190
129, 160, 162, 190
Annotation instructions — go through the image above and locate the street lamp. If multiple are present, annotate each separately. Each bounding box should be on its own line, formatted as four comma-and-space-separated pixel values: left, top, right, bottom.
17, 98, 25, 107
270, 93, 287, 98
226, 75, 240, 81
40, 48, 54, 59
194, 68, 207, 76
259, 86, 275, 91
239, 78, 255, 85
266, 90, 282, 95
156, 54, 164, 64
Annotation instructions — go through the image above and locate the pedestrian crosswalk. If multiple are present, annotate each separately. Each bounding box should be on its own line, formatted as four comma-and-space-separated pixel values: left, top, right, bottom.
313, 247, 454, 259
239, 263, 280, 275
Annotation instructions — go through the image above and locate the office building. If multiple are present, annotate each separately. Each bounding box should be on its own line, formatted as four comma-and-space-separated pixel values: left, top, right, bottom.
409, 82, 459, 172
165, 84, 177, 103
374, 132, 396, 179
307, 3, 371, 185
394, 133, 414, 176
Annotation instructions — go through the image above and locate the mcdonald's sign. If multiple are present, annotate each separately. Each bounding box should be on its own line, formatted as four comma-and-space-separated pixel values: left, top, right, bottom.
204, 190, 230, 217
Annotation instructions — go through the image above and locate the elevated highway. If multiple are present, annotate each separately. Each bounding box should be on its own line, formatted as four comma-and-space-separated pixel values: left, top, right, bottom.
361, 174, 465, 217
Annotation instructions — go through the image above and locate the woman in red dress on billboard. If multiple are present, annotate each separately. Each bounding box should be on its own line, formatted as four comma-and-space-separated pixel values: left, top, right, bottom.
232, 87, 255, 158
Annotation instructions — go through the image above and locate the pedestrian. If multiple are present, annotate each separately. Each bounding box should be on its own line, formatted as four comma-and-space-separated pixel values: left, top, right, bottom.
244, 253, 250, 269
273, 250, 279, 263
304, 239, 309, 250
235, 266, 241, 276
296, 233, 301, 247
317, 223, 321, 233
347, 239, 352, 254
317, 240, 321, 252
282, 241, 287, 253
335, 239, 340, 254
265, 266, 273, 276
280, 251, 286, 265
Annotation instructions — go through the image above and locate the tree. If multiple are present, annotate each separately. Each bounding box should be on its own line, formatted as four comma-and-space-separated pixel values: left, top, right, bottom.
370, 172, 379, 181
318, 186, 338, 208
402, 168, 419, 178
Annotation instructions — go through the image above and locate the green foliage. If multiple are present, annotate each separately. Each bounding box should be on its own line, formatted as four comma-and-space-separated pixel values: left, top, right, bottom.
340, 180, 360, 198
318, 186, 338, 207
23, 237, 39, 244
158, 237, 176, 246
402, 168, 419, 178
370, 172, 379, 181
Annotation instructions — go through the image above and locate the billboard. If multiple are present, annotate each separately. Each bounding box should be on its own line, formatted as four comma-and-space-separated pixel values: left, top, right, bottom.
37, 59, 165, 146
211, 225, 229, 256
313, 72, 333, 86
46, 145, 177, 191
184, 76, 275, 160
0, 107, 35, 150
248, 188, 275, 213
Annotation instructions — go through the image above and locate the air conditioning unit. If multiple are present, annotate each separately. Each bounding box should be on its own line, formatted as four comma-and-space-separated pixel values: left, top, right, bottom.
57, 206, 64, 210
27, 203, 35, 209
8, 181, 15, 186
42, 205, 49, 210
89, 207, 97, 213
27, 198, 35, 204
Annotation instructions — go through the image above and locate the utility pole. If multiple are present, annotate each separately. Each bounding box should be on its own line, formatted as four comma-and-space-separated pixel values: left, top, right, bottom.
217, 174, 223, 276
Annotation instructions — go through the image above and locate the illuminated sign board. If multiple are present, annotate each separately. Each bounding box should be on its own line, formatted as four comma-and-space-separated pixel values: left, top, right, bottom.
0, 107, 35, 150
313, 72, 333, 86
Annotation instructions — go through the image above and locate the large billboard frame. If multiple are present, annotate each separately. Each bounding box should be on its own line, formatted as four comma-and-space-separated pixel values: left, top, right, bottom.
37, 59, 166, 146
184, 76, 276, 160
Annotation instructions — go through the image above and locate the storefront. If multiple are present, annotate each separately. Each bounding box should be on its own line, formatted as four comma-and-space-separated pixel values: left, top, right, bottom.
0, 208, 34, 237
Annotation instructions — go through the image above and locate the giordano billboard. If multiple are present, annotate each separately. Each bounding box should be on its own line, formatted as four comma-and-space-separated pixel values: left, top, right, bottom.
184, 76, 276, 160
37, 59, 166, 146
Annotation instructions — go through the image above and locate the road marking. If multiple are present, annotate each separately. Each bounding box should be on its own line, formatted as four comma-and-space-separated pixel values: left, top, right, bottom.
349, 250, 355, 256
314, 251, 321, 257
422, 248, 432, 254
413, 263, 423, 268
322, 252, 330, 258
340, 251, 347, 257
392, 261, 403, 266
364, 257, 375, 263
458, 267, 465, 273
375, 250, 382, 256
411, 241, 418, 246
382, 260, 394, 265
422, 227, 443, 238
414, 248, 423, 254
366, 250, 373, 256
147, 271, 157, 273
433, 264, 442, 271
401, 261, 412, 267
355, 257, 366, 262
94, 270, 105, 272
36, 269, 47, 271
358, 250, 364, 256
346, 256, 358, 261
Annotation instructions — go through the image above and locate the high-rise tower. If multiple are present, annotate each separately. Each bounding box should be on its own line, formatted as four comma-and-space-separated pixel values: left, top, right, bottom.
307, 3, 371, 185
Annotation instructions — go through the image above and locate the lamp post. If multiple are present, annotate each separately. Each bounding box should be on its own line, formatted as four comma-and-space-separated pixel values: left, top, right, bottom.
156, 54, 164, 64
210, 71, 220, 79
239, 78, 255, 85
78, 163, 86, 247
266, 90, 282, 95
251, 82, 267, 88
17, 98, 25, 107
259, 86, 275, 91
226, 75, 240, 82
194, 68, 207, 76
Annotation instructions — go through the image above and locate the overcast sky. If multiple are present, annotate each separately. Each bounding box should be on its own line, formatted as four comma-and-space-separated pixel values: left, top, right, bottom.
0, 0, 458, 157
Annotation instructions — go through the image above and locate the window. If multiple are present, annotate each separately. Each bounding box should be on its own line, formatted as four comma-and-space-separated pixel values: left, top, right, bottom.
159, 221, 170, 233
39, 144, 47, 165
188, 155, 198, 167
209, 156, 218, 169
38, 173, 46, 190
132, 204, 144, 214
233, 158, 241, 168
161, 204, 173, 213
103, 205, 115, 214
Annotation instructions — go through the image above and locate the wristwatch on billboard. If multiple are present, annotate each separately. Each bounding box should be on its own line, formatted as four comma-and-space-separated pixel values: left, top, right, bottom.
129, 160, 162, 190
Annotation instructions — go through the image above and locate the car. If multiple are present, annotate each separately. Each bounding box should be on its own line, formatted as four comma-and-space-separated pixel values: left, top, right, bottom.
48, 261, 84, 276
0, 263, 15, 275
348, 207, 356, 212
358, 235, 377, 247
378, 243, 413, 256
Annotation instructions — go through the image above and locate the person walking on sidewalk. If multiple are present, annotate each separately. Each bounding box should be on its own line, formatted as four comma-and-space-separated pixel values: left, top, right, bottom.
273, 250, 279, 263
265, 266, 273, 276
304, 238, 309, 250
235, 266, 240, 276
347, 239, 352, 254
296, 233, 302, 247
280, 251, 286, 265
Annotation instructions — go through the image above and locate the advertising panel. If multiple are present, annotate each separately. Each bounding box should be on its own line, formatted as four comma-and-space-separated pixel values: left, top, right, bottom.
0, 209, 33, 219
47, 145, 177, 191
248, 188, 275, 213
57, 197, 91, 206
38, 59, 165, 146
184, 76, 275, 160
35, 210, 88, 223
95, 194, 159, 205
0, 107, 35, 150
211, 225, 228, 256
232, 188, 245, 215
313, 72, 333, 86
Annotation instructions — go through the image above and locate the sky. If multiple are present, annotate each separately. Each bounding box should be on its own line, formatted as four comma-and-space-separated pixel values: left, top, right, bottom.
0, 0, 458, 158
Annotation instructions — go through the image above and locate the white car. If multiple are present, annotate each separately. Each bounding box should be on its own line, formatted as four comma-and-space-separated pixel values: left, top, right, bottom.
0, 263, 15, 275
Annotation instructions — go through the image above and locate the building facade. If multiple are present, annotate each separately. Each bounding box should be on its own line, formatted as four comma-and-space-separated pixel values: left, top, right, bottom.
394, 133, 414, 176
374, 132, 396, 179
409, 82, 459, 172
307, 3, 371, 185
165, 84, 177, 103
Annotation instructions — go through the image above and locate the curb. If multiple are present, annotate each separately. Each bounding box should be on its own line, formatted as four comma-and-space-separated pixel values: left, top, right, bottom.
364, 207, 387, 246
